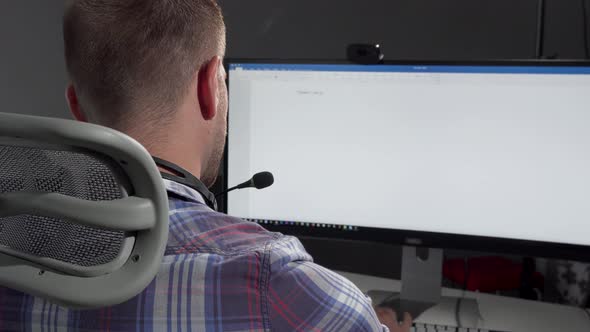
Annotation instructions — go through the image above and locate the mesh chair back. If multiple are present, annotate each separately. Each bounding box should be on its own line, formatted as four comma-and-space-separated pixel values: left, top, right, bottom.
0, 144, 132, 274
0, 113, 168, 308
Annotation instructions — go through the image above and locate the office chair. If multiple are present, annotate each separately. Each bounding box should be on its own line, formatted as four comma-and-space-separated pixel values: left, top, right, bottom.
0, 112, 169, 309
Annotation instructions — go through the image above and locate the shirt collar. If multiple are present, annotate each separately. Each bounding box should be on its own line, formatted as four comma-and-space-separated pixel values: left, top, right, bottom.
163, 179, 206, 205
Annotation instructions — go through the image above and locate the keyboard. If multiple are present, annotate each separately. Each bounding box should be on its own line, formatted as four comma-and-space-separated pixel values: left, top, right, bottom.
412, 323, 507, 332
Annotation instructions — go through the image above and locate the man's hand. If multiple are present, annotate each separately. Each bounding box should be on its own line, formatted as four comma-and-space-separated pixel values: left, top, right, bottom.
375, 307, 412, 332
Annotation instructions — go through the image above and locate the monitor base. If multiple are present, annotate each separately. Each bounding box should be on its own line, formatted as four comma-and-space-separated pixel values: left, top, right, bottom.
367, 246, 482, 327
368, 290, 482, 327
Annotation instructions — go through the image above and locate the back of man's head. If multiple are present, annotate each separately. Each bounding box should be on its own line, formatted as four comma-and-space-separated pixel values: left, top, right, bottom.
63, 0, 225, 132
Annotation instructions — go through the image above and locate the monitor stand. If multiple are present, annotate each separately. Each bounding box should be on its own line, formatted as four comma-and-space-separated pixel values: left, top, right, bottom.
368, 246, 482, 327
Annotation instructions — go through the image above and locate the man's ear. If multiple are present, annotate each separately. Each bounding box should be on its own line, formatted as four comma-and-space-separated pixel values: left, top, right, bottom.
66, 84, 87, 122
197, 56, 222, 121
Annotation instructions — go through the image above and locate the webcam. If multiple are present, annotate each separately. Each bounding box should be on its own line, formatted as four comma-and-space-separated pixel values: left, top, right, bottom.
347, 44, 385, 64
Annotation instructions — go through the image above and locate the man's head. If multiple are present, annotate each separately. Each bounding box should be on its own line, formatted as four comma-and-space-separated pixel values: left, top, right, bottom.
63, 0, 227, 186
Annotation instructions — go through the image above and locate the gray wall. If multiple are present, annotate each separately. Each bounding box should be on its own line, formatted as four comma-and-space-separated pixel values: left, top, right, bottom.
221, 0, 589, 60
545, 0, 589, 58
0, 1, 69, 119
1, 1, 588, 119
221, 0, 540, 60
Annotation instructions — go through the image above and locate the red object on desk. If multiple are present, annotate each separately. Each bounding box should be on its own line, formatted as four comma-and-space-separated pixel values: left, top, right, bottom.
443, 256, 544, 293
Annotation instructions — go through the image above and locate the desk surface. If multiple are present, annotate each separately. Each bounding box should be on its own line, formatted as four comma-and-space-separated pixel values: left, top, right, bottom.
337, 271, 590, 332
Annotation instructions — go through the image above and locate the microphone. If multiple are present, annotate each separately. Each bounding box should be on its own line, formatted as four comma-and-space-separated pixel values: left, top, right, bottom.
215, 171, 274, 198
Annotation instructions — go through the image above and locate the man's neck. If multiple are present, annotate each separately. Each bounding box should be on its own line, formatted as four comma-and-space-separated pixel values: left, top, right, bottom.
123, 104, 205, 181
123, 129, 203, 179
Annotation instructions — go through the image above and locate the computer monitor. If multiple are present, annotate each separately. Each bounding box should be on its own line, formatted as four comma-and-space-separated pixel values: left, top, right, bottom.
224, 59, 590, 319
225, 59, 590, 258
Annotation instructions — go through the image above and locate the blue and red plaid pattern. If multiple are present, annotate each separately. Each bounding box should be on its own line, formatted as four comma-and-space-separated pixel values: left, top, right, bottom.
0, 180, 387, 331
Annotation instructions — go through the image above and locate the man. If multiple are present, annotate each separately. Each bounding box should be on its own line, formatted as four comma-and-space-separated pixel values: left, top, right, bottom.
0, 1, 412, 331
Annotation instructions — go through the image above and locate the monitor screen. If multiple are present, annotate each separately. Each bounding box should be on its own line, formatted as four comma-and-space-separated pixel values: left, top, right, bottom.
227, 62, 590, 248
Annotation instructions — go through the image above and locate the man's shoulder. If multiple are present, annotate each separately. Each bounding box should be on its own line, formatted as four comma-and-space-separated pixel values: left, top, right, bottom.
166, 198, 300, 258
267, 233, 313, 270
162, 197, 384, 331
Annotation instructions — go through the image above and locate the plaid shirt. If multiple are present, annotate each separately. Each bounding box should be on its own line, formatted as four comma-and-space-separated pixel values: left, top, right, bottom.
0, 180, 386, 331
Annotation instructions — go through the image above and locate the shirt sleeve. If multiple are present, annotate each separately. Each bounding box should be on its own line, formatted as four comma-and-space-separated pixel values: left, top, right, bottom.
266, 238, 388, 332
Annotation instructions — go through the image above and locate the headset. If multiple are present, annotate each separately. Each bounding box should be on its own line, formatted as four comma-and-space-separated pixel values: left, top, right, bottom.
152, 157, 218, 211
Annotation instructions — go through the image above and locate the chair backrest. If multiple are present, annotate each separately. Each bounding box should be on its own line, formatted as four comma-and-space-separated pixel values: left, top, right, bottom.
0, 112, 169, 309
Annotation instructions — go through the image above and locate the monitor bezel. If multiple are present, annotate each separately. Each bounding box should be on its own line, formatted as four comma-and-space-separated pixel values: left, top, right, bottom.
222, 58, 590, 262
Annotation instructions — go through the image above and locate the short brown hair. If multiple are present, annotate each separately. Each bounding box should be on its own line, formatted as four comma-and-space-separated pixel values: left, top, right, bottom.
63, 0, 225, 130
